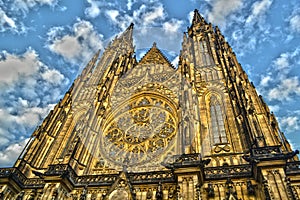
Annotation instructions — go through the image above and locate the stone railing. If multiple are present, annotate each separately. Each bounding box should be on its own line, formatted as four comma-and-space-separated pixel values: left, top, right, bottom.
286, 161, 300, 175
204, 164, 252, 180
128, 170, 175, 184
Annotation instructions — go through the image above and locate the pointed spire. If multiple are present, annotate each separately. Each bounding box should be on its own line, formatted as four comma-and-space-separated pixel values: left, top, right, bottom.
107, 23, 134, 53
192, 9, 207, 27
188, 9, 209, 37
119, 22, 134, 42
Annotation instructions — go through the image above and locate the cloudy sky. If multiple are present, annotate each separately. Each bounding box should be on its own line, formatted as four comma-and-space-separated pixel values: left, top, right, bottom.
0, 0, 299, 167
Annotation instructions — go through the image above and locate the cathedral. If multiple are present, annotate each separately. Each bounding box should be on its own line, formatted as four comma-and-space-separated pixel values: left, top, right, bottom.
1, 9, 300, 200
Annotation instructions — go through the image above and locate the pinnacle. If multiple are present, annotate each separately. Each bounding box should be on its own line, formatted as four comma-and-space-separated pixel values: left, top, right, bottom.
192, 9, 207, 26
119, 22, 134, 42
152, 42, 157, 48
94, 48, 101, 58
129, 22, 134, 28
107, 23, 134, 52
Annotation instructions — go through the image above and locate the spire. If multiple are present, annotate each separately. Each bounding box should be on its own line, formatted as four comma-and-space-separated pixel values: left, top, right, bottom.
116, 23, 134, 50
119, 22, 134, 43
192, 9, 207, 27
188, 9, 209, 37
107, 23, 134, 53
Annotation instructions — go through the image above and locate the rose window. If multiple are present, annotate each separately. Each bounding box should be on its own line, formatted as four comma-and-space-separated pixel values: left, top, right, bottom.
101, 95, 177, 166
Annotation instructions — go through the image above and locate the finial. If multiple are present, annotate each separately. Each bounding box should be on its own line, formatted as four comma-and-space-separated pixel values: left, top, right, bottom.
152, 42, 157, 48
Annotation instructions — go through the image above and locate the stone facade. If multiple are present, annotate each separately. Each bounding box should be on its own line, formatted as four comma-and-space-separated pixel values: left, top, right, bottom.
0, 10, 300, 200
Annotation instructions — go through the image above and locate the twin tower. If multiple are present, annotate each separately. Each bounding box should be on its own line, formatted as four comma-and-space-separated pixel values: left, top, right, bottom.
1, 10, 300, 200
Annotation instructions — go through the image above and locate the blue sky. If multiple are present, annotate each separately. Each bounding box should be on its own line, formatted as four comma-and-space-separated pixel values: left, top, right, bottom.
0, 0, 299, 167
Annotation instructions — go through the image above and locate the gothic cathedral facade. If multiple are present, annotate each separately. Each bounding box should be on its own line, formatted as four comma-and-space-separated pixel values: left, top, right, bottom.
1, 10, 300, 200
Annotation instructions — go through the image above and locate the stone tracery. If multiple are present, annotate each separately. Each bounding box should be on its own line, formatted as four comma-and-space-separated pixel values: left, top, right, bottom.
101, 95, 178, 167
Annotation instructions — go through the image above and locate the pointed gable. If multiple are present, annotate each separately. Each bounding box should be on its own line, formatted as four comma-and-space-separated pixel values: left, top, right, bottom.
139, 42, 174, 68
106, 172, 135, 200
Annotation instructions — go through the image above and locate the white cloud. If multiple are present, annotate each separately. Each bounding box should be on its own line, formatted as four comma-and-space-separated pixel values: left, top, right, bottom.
268, 105, 279, 112
246, 0, 273, 25
0, 0, 61, 33
85, 0, 101, 18
105, 10, 120, 24
0, 49, 66, 87
0, 138, 29, 167
134, 27, 182, 53
0, 49, 40, 85
271, 48, 300, 73
50, 36, 82, 61
206, 0, 243, 27
0, 100, 55, 155
280, 116, 300, 132
268, 77, 300, 101
260, 75, 271, 87
15, 105, 54, 127
108, 3, 166, 29
48, 20, 103, 64
0, 48, 67, 154
163, 19, 183, 34
0, 8, 16, 31
143, 4, 165, 25
47, 26, 65, 41
259, 48, 300, 102
0, 109, 17, 146
100, 3, 183, 52
41, 68, 65, 85
13, 0, 58, 12
127, 0, 135, 10
290, 15, 300, 33
273, 53, 290, 71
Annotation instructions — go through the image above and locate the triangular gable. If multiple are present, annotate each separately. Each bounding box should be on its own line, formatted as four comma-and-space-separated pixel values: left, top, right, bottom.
105, 171, 135, 200
139, 42, 174, 68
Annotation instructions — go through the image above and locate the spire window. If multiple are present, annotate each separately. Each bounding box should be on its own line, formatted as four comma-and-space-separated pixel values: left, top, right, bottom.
210, 96, 227, 144
198, 39, 214, 67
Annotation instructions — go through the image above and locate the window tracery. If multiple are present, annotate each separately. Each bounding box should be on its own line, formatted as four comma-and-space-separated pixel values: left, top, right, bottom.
210, 96, 227, 144
198, 39, 214, 67
101, 95, 178, 167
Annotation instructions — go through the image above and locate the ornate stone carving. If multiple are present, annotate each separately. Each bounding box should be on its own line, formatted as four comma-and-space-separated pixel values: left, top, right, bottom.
109, 189, 129, 200
0, 9, 299, 200
204, 164, 252, 179
101, 95, 178, 167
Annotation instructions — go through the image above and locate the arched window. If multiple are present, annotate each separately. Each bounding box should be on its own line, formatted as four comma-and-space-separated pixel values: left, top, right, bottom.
210, 96, 227, 144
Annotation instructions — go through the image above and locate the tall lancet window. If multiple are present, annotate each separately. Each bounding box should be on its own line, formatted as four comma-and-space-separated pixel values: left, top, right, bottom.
210, 96, 227, 144
198, 39, 214, 67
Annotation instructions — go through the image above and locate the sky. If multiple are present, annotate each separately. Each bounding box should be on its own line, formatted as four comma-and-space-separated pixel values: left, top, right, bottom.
0, 0, 299, 167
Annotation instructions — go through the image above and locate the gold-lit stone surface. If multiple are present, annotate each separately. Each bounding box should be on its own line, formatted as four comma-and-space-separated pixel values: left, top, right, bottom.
101, 95, 177, 166
0, 10, 299, 200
